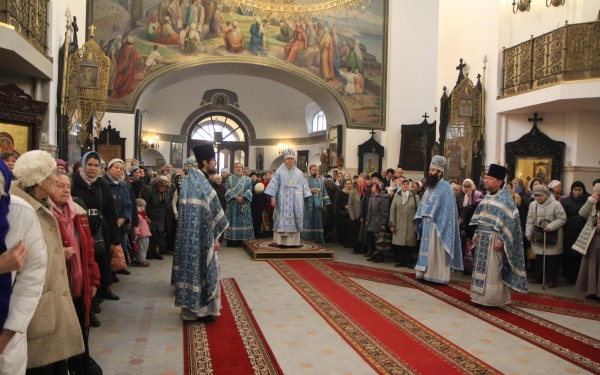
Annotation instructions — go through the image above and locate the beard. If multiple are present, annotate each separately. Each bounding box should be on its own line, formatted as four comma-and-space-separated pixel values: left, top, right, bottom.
234, 171, 243, 177
425, 172, 440, 189
311, 171, 318, 177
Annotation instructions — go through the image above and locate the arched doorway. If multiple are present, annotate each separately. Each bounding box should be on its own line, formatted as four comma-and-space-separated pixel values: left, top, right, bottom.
187, 113, 248, 173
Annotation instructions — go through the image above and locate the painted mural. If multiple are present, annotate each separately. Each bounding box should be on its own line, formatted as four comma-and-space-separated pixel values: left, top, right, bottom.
91, 0, 388, 128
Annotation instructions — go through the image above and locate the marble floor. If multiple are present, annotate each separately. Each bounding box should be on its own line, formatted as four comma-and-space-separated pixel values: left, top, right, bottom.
89, 243, 597, 375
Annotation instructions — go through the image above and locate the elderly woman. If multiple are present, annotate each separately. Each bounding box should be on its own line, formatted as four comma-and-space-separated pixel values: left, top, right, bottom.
50, 171, 101, 372
526, 184, 567, 288
347, 178, 362, 252
11, 150, 83, 374
103, 158, 132, 275
71, 152, 121, 302
573, 183, 600, 300
457, 179, 483, 271
335, 179, 353, 248
389, 179, 420, 267
365, 182, 391, 263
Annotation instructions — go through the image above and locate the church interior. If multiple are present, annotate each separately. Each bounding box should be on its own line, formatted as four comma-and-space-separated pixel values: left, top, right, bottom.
1, 0, 600, 374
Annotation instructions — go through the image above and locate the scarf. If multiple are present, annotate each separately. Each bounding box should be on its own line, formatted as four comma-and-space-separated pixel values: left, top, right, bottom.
401, 190, 409, 205
0, 160, 11, 329
462, 178, 476, 207
52, 199, 83, 298
80, 151, 102, 186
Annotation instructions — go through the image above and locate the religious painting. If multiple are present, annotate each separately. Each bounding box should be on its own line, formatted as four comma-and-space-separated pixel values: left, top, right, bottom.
515, 156, 553, 187
155, 158, 166, 167
297, 150, 309, 172
170, 142, 183, 168
362, 152, 379, 175
328, 125, 342, 169
77, 64, 99, 89
255, 147, 264, 171
91, 0, 388, 129
458, 98, 473, 118
0, 123, 30, 155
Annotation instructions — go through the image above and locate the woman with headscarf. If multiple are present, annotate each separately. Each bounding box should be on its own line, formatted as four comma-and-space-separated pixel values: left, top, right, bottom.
71, 151, 121, 303
11, 150, 84, 374
548, 180, 564, 201
50, 171, 101, 372
560, 181, 590, 284
526, 184, 567, 288
573, 183, 600, 300
347, 177, 362, 253
103, 158, 132, 274
457, 179, 483, 273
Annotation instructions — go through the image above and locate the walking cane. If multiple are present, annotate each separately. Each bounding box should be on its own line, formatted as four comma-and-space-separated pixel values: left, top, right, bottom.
542, 231, 547, 290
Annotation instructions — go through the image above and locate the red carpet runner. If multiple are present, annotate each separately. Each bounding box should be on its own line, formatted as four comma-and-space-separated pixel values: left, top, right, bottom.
269, 259, 501, 375
325, 260, 600, 373
183, 278, 282, 375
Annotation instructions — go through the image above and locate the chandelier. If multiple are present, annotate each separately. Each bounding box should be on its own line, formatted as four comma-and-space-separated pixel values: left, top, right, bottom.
222, 0, 374, 21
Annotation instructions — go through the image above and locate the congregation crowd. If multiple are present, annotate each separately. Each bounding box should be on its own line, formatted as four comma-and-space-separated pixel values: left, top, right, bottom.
0, 146, 599, 374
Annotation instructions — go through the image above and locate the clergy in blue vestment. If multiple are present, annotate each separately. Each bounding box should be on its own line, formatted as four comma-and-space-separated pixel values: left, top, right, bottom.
265, 148, 312, 247
301, 164, 331, 242
172, 144, 228, 323
469, 164, 527, 306
414, 155, 463, 284
224, 162, 254, 246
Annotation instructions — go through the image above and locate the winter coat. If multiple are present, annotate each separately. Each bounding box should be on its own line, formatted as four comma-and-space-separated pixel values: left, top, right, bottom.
10, 185, 84, 369
141, 183, 171, 230
561, 192, 591, 249
526, 194, 567, 255
347, 189, 361, 221
572, 196, 599, 255
389, 190, 420, 246
71, 172, 121, 246
365, 191, 390, 232
103, 174, 133, 223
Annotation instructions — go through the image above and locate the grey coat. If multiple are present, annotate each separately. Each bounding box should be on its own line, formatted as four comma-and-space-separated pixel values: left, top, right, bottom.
526, 194, 567, 255
389, 191, 420, 246
572, 196, 598, 255
365, 191, 390, 232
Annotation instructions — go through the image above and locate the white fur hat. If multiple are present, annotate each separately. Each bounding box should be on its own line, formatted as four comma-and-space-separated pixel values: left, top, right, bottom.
13, 150, 56, 187
254, 182, 265, 194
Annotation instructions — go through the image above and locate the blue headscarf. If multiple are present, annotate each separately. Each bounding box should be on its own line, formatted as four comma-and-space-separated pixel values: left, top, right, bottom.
0, 159, 12, 329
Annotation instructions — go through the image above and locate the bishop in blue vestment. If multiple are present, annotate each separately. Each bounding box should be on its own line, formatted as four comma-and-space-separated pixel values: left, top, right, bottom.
265, 149, 312, 247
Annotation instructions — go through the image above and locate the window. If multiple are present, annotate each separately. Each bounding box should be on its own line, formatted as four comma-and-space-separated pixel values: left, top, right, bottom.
312, 111, 327, 133
190, 114, 245, 142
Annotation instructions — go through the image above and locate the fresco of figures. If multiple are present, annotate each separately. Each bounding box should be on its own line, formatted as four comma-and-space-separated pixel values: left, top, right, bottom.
93, 0, 387, 127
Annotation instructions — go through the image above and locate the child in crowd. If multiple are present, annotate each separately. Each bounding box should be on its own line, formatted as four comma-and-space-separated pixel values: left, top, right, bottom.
133, 198, 151, 266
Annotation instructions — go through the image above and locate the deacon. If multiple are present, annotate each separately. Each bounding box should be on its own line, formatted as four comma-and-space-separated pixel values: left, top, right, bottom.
264, 148, 312, 247
470, 164, 528, 306
301, 164, 331, 242
414, 155, 463, 283
172, 144, 229, 323
224, 162, 254, 246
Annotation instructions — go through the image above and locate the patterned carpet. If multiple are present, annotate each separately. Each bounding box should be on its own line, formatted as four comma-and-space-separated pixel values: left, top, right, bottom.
270, 259, 600, 375
184, 278, 282, 375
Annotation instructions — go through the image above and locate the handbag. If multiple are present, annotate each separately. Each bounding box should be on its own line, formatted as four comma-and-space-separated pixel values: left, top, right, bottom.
375, 231, 392, 252
532, 206, 558, 245
92, 229, 106, 255
86, 356, 103, 375
110, 245, 127, 272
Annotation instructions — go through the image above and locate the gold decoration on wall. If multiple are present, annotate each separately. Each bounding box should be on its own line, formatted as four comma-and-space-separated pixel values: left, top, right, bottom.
64, 22, 110, 145
222, 0, 374, 21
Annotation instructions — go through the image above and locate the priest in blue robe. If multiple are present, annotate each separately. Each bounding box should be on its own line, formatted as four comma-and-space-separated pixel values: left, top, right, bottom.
470, 164, 527, 306
301, 164, 331, 242
224, 162, 254, 247
172, 144, 228, 323
414, 155, 463, 283
265, 148, 312, 247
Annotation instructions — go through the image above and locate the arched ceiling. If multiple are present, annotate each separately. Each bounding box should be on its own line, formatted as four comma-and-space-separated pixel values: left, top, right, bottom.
135, 62, 346, 140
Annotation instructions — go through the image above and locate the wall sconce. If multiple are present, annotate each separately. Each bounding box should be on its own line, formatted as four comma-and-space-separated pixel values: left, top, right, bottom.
150, 135, 160, 150
513, 0, 531, 13
546, 0, 565, 7
278, 142, 291, 155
